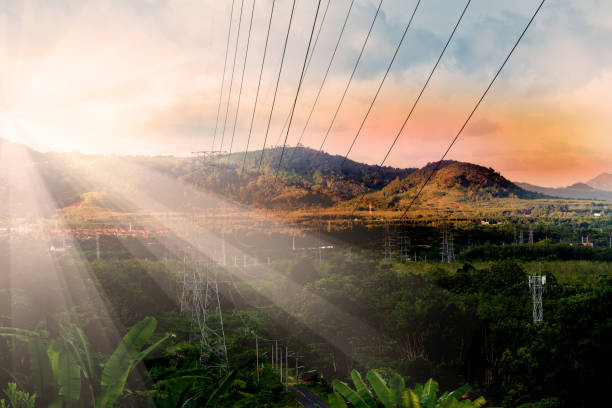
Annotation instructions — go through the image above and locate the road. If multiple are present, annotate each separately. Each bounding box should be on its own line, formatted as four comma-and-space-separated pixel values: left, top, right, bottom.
286, 386, 329, 408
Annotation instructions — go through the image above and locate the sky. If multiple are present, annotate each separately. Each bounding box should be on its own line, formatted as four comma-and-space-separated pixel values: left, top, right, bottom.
0, 0, 611, 187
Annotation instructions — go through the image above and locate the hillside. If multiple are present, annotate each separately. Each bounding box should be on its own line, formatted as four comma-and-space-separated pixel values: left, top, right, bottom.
3, 139, 589, 219
587, 172, 612, 192
360, 161, 543, 210
517, 181, 612, 201
183, 146, 416, 209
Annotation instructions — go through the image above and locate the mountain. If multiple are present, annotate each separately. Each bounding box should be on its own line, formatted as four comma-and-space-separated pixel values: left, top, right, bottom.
362, 160, 543, 209
182, 146, 417, 208
218, 146, 415, 190
587, 173, 612, 192
516, 181, 612, 201
0, 139, 568, 217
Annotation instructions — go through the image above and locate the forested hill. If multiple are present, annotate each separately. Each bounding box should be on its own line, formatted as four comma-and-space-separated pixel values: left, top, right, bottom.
361, 160, 543, 209
2, 138, 550, 213
218, 145, 415, 189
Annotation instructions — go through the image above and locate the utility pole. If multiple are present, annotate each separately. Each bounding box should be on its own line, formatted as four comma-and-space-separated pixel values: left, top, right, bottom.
285, 346, 289, 384
279, 346, 283, 383
255, 335, 259, 381
221, 232, 227, 266
96, 232, 100, 260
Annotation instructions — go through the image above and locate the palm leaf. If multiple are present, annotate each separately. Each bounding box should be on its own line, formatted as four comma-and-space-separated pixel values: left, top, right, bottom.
47, 340, 81, 406
388, 372, 406, 405
202, 370, 237, 407
328, 391, 349, 408
332, 379, 372, 408
350, 369, 376, 406
366, 370, 394, 408
27, 338, 55, 398
97, 316, 160, 407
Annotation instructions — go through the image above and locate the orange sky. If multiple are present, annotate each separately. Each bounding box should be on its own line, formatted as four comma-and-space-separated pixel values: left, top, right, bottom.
1, 0, 611, 187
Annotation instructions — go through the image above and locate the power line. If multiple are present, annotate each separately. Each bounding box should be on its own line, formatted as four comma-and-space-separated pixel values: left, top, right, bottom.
219, 0, 246, 153
241, 0, 277, 172
397, 0, 546, 222
347, 0, 471, 215
227, 0, 257, 160
211, 0, 237, 152
257, 0, 298, 172
274, 0, 324, 180
338, 0, 423, 170
271, 0, 332, 150
283, 0, 356, 170
309, 0, 384, 171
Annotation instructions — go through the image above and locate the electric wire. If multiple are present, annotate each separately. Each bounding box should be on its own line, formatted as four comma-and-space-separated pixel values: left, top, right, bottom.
219, 0, 246, 153
241, 0, 277, 172
309, 0, 384, 171
227, 0, 257, 161
338, 0, 423, 171
274, 0, 324, 180
271, 0, 332, 150
283, 0, 356, 170
211, 0, 237, 152
396, 0, 547, 222
257, 0, 298, 172
347, 0, 471, 215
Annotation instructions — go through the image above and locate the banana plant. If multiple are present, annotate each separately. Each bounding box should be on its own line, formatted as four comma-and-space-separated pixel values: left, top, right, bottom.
329, 369, 486, 408
96, 317, 169, 407
1, 316, 169, 407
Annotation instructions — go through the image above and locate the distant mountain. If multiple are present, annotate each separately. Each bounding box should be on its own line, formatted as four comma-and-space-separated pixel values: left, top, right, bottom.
516, 181, 612, 201
363, 160, 543, 209
587, 173, 612, 192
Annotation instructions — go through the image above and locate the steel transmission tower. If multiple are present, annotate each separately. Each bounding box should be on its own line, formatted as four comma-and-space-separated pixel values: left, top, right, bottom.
528, 274, 546, 323
383, 223, 394, 261
179, 250, 229, 371
441, 223, 455, 263
398, 230, 411, 262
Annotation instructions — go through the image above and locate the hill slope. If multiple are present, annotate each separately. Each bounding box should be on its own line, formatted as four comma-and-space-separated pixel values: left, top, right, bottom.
361, 161, 543, 210
516, 182, 612, 201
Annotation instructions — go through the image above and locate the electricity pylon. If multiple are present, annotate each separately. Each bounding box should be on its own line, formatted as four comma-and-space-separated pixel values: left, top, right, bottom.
528, 274, 546, 323
383, 223, 394, 261
441, 223, 455, 263
398, 230, 411, 262
179, 250, 229, 371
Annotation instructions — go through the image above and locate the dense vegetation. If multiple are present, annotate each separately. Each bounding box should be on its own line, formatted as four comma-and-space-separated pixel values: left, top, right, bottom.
2, 231, 609, 407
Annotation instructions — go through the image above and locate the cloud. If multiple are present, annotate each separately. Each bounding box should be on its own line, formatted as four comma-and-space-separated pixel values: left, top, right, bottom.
1, 0, 611, 186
